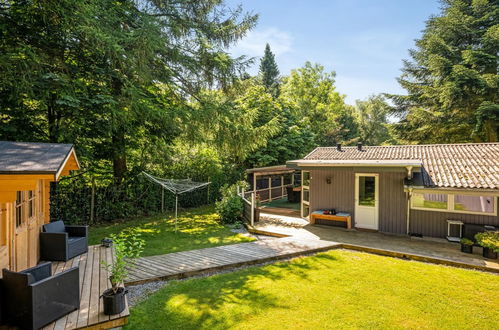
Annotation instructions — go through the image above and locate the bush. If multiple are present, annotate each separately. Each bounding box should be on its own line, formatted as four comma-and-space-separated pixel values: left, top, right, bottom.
475, 231, 499, 252
460, 238, 474, 246
215, 181, 247, 224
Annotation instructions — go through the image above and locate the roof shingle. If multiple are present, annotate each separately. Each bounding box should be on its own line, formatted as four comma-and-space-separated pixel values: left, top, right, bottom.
0, 141, 74, 174
302, 143, 499, 190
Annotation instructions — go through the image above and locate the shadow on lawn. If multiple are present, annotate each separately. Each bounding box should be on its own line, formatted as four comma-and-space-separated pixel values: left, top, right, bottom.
129, 253, 338, 329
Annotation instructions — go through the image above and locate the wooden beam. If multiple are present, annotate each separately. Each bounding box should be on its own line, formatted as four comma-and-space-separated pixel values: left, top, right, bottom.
0, 191, 16, 202
0, 180, 37, 191
0, 174, 53, 180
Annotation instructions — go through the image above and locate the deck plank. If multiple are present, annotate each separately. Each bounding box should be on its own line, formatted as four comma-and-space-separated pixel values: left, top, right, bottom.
126, 238, 341, 285
41, 245, 128, 330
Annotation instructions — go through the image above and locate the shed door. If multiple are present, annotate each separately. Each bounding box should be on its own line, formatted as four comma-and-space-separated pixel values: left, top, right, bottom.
354, 174, 379, 230
14, 191, 29, 271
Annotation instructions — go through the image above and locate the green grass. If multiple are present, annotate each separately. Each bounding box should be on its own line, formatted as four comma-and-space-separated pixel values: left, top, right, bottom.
88, 205, 254, 257
127, 250, 499, 329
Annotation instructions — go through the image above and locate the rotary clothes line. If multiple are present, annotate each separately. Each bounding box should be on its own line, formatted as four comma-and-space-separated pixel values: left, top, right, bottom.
141, 172, 211, 232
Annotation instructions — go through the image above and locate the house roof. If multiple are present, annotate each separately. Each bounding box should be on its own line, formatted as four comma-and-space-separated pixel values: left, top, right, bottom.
0, 141, 80, 178
289, 143, 499, 190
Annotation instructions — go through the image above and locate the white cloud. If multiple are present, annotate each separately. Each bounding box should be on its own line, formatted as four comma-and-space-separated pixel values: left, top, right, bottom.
230, 27, 293, 58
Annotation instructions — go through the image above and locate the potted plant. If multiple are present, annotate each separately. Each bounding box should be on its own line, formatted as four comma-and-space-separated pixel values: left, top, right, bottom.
460, 238, 474, 254
475, 231, 499, 259
101, 229, 144, 315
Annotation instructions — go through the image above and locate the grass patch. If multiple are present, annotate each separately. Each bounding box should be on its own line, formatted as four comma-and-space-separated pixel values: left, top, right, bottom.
89, 205, 254, 257
127, 250, 499, 329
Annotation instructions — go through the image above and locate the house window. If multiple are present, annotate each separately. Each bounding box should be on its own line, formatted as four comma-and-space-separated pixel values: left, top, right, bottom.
412, 193, 448, 210
15, 191, 24, 227
454, 195, 494, 213
411, 192, 496, 215
358, 176, 376, 206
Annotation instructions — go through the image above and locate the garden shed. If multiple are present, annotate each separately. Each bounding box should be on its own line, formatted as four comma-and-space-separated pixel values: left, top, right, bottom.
0, 141, 79, 273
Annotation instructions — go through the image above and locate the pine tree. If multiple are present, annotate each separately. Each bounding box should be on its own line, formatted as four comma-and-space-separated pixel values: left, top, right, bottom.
259, 43, 280, 97
390, 0, 498, 143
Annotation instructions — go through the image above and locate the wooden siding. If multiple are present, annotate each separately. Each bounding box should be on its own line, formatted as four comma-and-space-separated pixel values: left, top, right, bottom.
410, 209, 499, 238
308, 168, 407, 233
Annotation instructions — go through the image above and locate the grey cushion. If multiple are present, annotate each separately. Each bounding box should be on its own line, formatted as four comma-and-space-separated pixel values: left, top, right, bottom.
43, 221, 66, 233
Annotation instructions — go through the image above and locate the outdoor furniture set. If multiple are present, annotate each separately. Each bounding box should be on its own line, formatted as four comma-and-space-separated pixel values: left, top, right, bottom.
0, 221, 88, 330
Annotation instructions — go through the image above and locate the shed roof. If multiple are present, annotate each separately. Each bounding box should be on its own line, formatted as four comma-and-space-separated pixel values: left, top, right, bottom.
289, 143, 499, 190
0, 141, 79, 177
246, 165, 296, 176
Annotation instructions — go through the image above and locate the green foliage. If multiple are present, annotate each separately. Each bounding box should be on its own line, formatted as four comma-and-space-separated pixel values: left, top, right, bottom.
101, 228, 145, 293
0, 0, 257, 180
354, 95, 395, 145
280, 62, 358, 146
259, 43, 280, 97
215, 182, 247, 224
391, 0, 499, 143
475, 231, 499, 252
460, 238, 474, 245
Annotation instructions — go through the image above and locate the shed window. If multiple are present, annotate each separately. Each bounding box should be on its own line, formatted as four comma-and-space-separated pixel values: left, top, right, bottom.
0, 205, 6, 246
15, 191, 24, 227
28, 190, 35, 218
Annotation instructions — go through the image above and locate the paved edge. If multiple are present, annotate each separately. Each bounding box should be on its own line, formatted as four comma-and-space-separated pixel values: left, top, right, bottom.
340, 243, 499, 274
247, 224, 499, 275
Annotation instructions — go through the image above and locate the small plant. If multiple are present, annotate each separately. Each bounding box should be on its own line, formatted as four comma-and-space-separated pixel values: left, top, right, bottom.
216, 181, 247, 224
460, 238, 474, 246
475, 231, 499, 252
101, 228, 145, 293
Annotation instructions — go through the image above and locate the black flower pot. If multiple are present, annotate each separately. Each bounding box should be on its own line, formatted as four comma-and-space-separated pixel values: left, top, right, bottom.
460, 244, 473, 254
482, 247, 498, 259
102, 287, 127, 315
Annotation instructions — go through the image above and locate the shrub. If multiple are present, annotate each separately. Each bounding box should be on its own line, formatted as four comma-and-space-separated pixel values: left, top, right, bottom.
475, 231, 499, 252
215, 181, 247, 224
460, 238, 474, 246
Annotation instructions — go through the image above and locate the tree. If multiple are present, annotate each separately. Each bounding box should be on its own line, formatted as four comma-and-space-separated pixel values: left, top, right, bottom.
390, 0, 499, 143
259, 43, 280, 97
0, 0, 258, 182
355, 95, 395, 145
280, 62, 358, 146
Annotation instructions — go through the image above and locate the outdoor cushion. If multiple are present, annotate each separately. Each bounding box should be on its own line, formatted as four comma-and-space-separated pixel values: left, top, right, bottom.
43, 220, 66, 233
1, 262, 79, 330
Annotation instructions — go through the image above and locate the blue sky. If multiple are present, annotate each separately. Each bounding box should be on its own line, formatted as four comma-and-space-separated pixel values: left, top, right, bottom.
227, 0, 441, 105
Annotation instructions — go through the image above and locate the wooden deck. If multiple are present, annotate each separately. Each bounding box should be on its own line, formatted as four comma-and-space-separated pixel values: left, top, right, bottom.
42, 245, 129, 330
125, 237, 340, 285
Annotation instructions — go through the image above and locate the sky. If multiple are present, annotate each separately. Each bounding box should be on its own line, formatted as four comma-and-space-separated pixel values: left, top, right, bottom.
226, 0, 442, 105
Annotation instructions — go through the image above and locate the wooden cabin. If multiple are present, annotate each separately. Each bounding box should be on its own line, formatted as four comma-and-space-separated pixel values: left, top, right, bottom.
0, 141, 79, 273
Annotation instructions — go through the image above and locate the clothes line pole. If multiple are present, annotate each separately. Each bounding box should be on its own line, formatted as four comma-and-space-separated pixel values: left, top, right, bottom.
175, 194, 178, 232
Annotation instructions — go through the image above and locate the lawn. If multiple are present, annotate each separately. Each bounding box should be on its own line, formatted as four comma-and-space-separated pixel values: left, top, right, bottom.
127, 250, 499, 329
88, 205, 254, 257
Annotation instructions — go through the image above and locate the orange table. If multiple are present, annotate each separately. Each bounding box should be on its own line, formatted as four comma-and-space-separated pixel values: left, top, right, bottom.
310, 212, 352, 229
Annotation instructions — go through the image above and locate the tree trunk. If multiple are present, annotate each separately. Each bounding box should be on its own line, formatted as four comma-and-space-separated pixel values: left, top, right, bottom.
112, 129, 127, 184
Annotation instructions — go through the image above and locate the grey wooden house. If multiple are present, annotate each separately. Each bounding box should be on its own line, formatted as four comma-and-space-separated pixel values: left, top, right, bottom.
287, 143, 499, 240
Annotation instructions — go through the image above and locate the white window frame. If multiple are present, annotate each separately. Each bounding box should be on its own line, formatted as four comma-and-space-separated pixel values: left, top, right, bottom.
411, 190, 497, 216
301, 170, 310, 218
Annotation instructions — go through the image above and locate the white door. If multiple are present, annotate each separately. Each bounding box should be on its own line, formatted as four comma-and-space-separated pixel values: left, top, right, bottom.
354, 174, 379, 230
